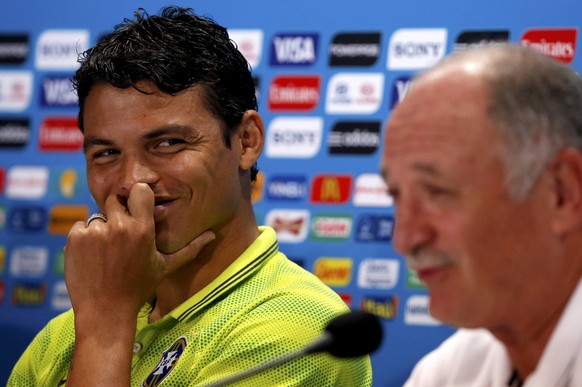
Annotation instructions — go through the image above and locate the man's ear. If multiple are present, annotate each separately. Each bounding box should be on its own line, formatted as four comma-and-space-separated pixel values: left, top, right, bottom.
550, 148, 582, 236
237, 110, 264, 171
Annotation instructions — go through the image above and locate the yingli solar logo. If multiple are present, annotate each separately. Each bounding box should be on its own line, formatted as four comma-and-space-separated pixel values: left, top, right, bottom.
268, 75, 320, 111
520, 28, 577, 63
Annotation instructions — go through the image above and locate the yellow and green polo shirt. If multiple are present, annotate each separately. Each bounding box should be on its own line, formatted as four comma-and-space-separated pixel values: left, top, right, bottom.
8, 226, 372, 386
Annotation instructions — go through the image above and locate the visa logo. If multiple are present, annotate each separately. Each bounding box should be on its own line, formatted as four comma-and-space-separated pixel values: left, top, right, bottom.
40, 76, 78, 107
271, 33, 318, 65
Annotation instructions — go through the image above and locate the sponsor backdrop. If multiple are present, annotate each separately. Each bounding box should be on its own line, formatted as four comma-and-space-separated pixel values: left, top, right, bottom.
0, 0, 579, 385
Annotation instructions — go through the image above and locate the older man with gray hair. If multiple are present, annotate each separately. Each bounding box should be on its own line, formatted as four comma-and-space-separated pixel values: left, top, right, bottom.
381, 44, 582, 386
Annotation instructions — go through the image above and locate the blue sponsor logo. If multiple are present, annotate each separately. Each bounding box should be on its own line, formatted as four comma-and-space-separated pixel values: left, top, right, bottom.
7, 206, 47, 232
270, 33, 318, 66
40, 75, 78, 107
266, 175, 307, 201
355, 214, 394, 242
390, 75, 413, 109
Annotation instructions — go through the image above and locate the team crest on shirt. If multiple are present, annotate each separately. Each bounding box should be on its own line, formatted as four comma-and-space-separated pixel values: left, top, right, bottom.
142, 336, 188, 387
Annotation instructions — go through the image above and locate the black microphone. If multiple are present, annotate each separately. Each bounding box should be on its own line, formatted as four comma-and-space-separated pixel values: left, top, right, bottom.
204, 311, 383, 387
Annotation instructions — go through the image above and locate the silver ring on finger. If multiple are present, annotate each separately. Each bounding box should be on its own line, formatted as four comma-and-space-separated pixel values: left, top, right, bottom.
86, 212, 108, 228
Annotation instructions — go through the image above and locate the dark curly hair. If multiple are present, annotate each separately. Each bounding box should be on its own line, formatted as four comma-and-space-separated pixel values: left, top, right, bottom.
73, 6, 259, 180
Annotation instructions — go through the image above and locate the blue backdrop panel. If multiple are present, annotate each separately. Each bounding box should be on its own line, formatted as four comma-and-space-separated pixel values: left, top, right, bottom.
0, 0, 579, 385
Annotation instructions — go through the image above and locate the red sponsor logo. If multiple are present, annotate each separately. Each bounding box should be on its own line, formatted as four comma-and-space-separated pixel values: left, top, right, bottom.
520, 28, 577, 63
0, 168, 5, 194
310, 174, 352, 204
337, 293, 352, 308
0, 281, 4, 304
38, 117, 83, 151
268, 75, 320, 111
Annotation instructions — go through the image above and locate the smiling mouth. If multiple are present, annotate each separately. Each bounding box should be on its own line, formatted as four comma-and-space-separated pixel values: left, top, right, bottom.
155, 198, 173, 206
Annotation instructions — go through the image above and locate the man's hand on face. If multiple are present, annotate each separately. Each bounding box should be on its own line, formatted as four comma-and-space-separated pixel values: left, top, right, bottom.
64, 182, 215, 321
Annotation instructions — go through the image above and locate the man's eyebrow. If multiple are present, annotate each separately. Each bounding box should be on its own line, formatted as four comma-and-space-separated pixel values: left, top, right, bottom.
379, 162, 440, 182
83, 125, 195, 150
411, 162, 439, 176
142, 124, 193, 140
83, 136, 114, 151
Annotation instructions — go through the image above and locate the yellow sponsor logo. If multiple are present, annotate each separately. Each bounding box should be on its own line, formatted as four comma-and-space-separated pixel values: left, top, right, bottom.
251, 171, 264, 203
313, 257, 352, 287
0, 246, 4, 274
48, 204, 89, 234
360, 296, 398, 319
59, 169, 78, 198
320, 177, 341, 201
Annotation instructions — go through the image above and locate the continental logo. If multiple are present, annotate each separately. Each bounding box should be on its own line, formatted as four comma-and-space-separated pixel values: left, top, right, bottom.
11, 282, 47, 306
310, 174, 352, 204
360, 295, 398, 319
329, 32, 381, 67
0, 34, 29, 64
453, 30, 510, 53
313, 257, 352, 287
48, 204, 89, 234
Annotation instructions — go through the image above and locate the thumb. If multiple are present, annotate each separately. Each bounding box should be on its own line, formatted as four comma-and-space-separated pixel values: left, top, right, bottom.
161, 230, 216, 274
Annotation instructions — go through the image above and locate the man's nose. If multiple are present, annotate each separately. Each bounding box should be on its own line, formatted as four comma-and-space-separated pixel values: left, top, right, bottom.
119, 156, 160, 193
392, 198, 435, 255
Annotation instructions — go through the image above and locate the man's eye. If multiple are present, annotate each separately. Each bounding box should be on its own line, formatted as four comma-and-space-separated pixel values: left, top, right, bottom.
92, 149, 118, 158
425, 185, 451, 198
157, 138, 185, 147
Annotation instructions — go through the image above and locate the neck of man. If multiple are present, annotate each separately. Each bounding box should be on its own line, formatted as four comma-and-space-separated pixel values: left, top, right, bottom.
148, 206, 260, 323
491, 269, 582, 381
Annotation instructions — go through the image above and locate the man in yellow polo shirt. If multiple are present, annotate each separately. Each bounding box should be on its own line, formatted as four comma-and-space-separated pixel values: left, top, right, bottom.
8, 6, 371, 386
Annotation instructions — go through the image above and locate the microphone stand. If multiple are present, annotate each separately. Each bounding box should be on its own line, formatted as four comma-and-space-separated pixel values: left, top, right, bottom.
202, 332, 333, 387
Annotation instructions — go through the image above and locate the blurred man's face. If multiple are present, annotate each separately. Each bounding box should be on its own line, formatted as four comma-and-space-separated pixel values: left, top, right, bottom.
381, 64, 555, 329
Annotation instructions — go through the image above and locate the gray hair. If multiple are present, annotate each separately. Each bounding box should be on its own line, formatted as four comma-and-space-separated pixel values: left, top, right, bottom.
474, 45, 582, 199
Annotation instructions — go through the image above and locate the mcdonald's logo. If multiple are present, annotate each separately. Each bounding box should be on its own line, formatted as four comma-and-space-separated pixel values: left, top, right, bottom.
310, 174, 352, 204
